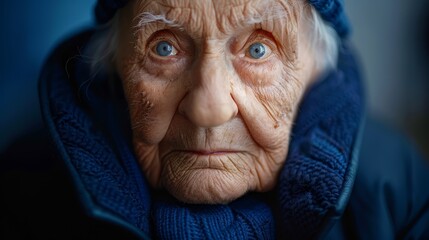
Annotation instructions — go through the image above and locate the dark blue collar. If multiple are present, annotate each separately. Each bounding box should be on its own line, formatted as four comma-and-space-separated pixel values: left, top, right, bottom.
277, 43, 365, 238
39, 30, 364, 239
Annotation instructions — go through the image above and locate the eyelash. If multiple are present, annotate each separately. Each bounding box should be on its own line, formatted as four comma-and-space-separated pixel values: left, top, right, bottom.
146, 31, 182, 57
246, 42, 272, 60
239, 30, 277, 61
144, 29, 277, 65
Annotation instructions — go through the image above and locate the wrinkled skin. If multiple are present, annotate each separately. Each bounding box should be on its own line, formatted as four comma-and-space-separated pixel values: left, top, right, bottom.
115, 0, 318, 204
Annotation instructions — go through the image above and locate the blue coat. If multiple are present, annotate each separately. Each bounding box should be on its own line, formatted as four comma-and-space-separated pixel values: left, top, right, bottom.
1, 30, 429, 239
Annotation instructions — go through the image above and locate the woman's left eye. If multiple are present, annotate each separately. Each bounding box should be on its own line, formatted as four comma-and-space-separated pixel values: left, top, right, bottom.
247, 42, 268, 59
155, 41, 177, 57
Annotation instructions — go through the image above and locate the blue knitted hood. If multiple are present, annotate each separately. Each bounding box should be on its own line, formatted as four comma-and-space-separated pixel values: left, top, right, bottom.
39, 30, 364, 239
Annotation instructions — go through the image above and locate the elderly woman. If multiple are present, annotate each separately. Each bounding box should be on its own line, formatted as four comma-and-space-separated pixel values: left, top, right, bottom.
2, 0, 429, 239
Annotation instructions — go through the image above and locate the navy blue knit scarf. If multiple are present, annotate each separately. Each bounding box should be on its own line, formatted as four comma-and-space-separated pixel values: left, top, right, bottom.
40, 31, 363, 239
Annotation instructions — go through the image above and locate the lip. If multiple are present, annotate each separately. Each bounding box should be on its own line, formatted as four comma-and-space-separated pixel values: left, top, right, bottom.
178, 150, 241, 156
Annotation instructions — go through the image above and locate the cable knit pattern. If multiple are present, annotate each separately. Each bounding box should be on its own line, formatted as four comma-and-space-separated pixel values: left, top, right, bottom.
43, 32, 151, 234
308, 0, 350, 37
152, 194, 275, 239
277, 44, 363, 238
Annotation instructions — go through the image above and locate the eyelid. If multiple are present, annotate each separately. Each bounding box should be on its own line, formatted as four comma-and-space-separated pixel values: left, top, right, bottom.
242, 31, 276, 61
246, 30, 275, 43
245, 42, 272, 60
147, 30, 181, 54
145, 33, 188, 65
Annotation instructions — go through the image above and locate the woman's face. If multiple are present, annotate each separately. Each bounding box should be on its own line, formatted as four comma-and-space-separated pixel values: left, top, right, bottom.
115, 0, 317, 204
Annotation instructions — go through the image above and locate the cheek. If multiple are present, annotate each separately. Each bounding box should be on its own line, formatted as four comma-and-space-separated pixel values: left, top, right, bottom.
121, 66, 184, 145
120, 65, 187, 187
232, 56, 304, 123
232, 60, 304, 149
228, 65, 307, 191
232, 57, 283, 86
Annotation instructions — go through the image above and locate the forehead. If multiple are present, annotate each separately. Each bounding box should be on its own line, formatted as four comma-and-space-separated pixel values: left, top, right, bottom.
140, 0, 278, 12
132, 0, 300, 36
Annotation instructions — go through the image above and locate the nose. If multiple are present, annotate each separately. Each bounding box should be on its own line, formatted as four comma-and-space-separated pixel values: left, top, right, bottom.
179, 58, 238, 128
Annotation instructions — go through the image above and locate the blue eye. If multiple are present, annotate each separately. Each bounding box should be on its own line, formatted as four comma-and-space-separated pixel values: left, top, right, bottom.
248, 42, 266, 59
155, 41, 174, 56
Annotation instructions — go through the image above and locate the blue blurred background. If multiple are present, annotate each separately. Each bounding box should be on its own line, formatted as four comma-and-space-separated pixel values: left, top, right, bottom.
346, 0, 429, 156
0, 0, 96, 151
1, 1, 428, 156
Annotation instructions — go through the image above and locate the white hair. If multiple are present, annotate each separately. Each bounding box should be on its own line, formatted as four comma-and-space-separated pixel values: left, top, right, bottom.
135, 12, 183, 30
86, 4, 339, 77
305, 5, 340, 72
86, 16, 120, 75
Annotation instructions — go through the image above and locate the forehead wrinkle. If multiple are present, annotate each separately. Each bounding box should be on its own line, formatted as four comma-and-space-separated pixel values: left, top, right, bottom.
134, 1, 211, 38
150, 0, 198, 9
133, 0, 300, 41
217, 1, 293, 35
133, 0, 192, 30
243, 1, 290, 25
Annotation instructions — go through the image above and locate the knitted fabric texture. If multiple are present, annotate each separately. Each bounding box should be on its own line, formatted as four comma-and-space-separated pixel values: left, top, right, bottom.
152, 193, 275, 239
42, 31, 152, 236
308, 0, 350, 38
277, 44, 363, 238
41, 30, 363, 239
94, 0, 350, 38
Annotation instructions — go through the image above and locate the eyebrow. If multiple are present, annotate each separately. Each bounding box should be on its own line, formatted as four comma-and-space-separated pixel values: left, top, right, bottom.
133, 3, 291, 34
134, 12, 182, 29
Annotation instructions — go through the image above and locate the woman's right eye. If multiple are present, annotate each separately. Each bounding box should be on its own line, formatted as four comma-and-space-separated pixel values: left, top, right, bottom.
154, 41, 177, 57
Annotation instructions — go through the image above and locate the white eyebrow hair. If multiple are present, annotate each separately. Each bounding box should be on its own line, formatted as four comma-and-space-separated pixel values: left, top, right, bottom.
134, 12, 182, 29
132, 4, 290, 33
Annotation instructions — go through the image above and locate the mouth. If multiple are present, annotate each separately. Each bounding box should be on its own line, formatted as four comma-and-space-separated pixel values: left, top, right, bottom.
161, 149, 246, 171
164, 149, 246, 173
180, 150, 241, 156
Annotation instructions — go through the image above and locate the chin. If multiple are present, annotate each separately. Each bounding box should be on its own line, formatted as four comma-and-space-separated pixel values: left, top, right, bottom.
162, 168, 251, 204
